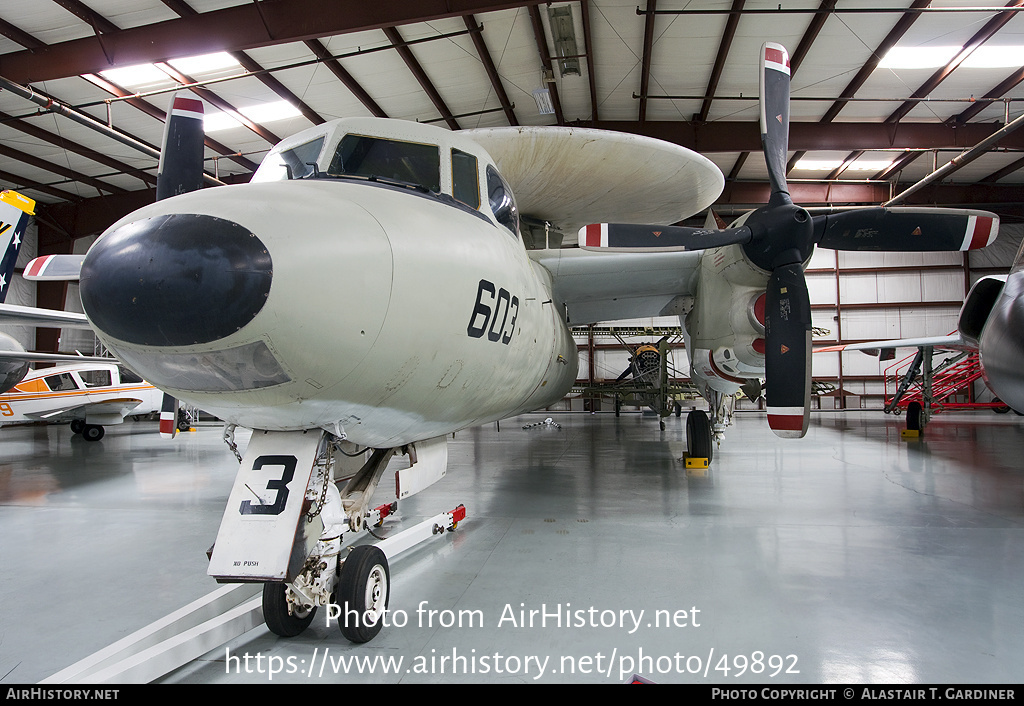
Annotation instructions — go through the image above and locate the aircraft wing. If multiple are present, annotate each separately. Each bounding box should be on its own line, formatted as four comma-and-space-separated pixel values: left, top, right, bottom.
531, 247, 702, 325
464, 126, 723, 238
0, 350, 117, 364
816, 334, 975, 357
0, 303, 91, 328
24, 397, 142, 422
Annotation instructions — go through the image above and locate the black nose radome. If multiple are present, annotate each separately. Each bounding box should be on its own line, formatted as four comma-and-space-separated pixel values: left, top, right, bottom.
80, 214, 272, 347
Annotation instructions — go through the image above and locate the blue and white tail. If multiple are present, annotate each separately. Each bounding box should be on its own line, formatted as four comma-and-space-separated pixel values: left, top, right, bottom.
0, 190, 35, 304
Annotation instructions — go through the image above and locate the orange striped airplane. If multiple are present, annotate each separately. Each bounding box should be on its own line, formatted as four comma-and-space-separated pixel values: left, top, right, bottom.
0, 360, 161, 441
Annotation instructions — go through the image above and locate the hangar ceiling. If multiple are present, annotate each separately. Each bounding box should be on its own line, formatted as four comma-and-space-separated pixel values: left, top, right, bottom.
1, 0, 1023, 241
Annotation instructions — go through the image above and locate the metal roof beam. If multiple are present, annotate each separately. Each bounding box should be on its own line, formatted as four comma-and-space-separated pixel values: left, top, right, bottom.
884, 0, 1024, 126
464, 15, 518, 126
0, 0, 548, 84
0, 110, 157, 187
952, 66, 1024, 125
696, 0, 744, 124
575, 120, 1024, 152
0, 142, 127, 195
528, 4, 563, 125
382, 26, 460, 130
303, 39, 388, 119
787, 0, 930, 173
580, 0, 599, 122
638, 0, 656, 123
159, 0, 324, 127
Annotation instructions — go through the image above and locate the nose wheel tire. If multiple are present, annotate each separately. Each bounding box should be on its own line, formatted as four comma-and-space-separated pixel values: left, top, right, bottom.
686, 410, 713, 462
263, 582, 317, 637
906, 401, 923, 432
337, 545, 390, 643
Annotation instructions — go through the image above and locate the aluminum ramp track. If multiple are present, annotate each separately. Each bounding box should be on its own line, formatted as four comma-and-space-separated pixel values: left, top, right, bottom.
40, 583, 262, 684
39, 509, 465, 684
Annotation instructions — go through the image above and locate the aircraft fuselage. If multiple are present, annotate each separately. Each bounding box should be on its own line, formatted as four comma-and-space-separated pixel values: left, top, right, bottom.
80, 119, 578, 447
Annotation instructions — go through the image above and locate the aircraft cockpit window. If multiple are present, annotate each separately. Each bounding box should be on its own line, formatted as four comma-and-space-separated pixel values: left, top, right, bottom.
452, 149, 480, 209
253, 137, 325, 181
80, 369, 112, 388
486, 165, 519, 237
328, 135, 440, 192
44, 373, 78, 391
118, 366, 144, 384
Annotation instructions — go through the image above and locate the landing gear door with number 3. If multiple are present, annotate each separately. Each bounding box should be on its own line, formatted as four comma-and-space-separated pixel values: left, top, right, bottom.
208, 429, 322, 582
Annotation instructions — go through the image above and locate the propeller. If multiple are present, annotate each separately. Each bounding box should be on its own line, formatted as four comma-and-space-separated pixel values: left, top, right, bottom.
154, 93, 207, 439
579, 42, 1000, 439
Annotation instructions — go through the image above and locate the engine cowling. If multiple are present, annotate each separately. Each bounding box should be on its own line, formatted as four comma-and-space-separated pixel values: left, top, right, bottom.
0, 332, 29, 394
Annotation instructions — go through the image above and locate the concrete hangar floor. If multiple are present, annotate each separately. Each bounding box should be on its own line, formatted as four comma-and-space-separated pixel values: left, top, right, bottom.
0, 409, 1022, 685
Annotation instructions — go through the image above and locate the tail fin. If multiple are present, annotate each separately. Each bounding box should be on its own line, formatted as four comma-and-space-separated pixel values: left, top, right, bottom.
0, 190, 35, 303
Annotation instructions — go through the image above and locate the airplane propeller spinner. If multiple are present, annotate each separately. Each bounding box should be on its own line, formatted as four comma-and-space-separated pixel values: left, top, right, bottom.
579, 42, 999, 439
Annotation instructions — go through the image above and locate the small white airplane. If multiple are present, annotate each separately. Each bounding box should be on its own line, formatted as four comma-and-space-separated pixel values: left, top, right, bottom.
9, 43, 1000, 643
0, 360, 161, 440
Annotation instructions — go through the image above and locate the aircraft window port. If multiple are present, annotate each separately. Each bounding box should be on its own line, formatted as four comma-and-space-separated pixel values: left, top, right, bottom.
279, 137, 325, 180
44, 373, 78, 391
118, 366, 144, 384
80, 369, 112, 388
486, 165, 519, 237
328, 134, 440, 193
452, 148, 480, 209
256, 137, 325, 182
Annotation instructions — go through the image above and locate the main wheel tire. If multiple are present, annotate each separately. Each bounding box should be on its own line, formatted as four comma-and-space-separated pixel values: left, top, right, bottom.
686, 410, 713, 462
70, 419, 86, 434
263, 582, 316, 637
337, 545, 390, 643
906, 401, 923, 431
82, 424, 104, 441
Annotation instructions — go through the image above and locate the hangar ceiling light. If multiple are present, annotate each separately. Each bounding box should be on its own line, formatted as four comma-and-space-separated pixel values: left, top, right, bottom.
204, 100, 301, 132
796, 159, 894, 172
880, 45, 1024, 69
97, 52, 242, 88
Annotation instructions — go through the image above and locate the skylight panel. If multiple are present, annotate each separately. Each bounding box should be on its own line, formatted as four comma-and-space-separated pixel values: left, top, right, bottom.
98, 63, 176, 88
961, 46, 1024, 68
167, 53, 242, 75
879, 46, 960, 69
204, 101, 302, 133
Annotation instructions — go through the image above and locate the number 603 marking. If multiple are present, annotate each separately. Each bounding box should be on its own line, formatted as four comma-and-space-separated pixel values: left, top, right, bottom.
467, 279, 519, 345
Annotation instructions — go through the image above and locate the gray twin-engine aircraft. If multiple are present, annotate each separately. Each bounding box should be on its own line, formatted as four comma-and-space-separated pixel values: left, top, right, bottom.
9, 43, 1003, 643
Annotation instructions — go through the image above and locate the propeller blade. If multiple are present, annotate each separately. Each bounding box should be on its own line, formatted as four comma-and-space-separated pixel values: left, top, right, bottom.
156, 93, 206, 202
152, 94, 207, 438
813, 207, 999, 252
579, 223, 752, 252
159, 393, 179, 439
764, 263, 812, 438
760, 42, 791, 202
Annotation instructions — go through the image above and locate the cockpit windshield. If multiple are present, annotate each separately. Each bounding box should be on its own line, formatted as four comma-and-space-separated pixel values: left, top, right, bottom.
253, 137, 325, 182
327, 135, 441, 192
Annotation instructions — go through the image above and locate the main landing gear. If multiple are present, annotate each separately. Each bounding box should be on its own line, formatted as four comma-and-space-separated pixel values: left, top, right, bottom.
70, 419, 105, 441
208, 428, 464, 644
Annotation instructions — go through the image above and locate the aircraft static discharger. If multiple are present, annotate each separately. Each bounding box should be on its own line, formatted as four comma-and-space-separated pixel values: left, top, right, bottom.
66, 110, 722, 642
